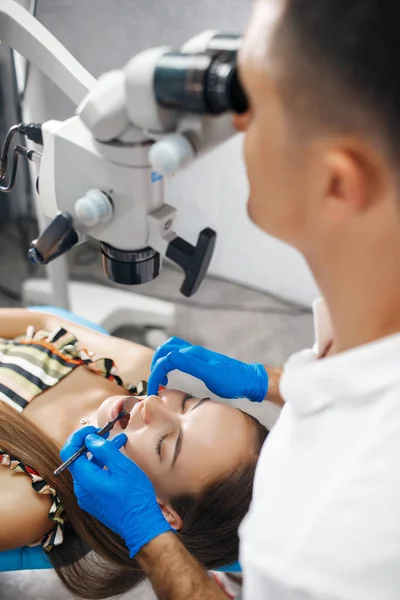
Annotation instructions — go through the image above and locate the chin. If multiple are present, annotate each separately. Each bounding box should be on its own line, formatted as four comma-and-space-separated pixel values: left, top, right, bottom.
248, 194, 287, 240
247, 195, 266, 230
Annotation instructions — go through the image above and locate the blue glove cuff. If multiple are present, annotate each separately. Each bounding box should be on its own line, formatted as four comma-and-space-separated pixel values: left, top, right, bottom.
126, 512, 173, 559
247, 364, 269, 403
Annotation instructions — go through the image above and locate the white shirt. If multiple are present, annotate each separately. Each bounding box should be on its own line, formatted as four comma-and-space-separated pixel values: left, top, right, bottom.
239, 298, 400, 600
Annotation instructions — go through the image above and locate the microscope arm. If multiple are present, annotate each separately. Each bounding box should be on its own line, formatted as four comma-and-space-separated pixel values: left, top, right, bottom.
0, 0, 96, 106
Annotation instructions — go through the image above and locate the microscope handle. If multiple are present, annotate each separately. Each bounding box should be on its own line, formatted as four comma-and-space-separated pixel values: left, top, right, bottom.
29, 212, 79, 266
166, 228, 216, 297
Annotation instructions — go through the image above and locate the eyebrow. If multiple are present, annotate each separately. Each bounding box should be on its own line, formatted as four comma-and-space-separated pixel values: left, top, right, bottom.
171, 397, 211, 468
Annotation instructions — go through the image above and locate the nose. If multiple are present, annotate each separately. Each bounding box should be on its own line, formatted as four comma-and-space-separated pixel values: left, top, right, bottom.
142, 395, 180, 428
232, 110, 251, 132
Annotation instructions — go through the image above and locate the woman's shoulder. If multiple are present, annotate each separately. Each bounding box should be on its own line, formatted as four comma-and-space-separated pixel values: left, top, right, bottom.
0, 467, 53, 551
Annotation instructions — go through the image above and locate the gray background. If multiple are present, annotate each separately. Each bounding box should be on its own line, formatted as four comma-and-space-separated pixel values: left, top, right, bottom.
36, 0, 251, 120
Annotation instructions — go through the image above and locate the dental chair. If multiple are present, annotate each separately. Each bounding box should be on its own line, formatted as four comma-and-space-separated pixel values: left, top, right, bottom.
0, 306, 241, 574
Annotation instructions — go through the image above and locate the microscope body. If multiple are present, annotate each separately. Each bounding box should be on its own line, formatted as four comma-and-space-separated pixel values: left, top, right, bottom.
38, 116, 170, 285
40, 117, 159, 251
0, 0, 246, 296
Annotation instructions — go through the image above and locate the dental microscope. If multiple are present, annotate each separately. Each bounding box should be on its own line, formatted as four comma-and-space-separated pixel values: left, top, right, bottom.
0, 0, 247, 300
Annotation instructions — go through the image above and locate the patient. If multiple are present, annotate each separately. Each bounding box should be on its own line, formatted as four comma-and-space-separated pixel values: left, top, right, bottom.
0, 308, 268, 599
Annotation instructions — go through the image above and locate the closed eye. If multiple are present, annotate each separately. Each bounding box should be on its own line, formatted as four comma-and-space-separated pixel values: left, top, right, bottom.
157, 396, 211, 465
155, 432, 170, 458
156, 393, 195, 460
171, 396, 211, 469
180, 393, 193, 413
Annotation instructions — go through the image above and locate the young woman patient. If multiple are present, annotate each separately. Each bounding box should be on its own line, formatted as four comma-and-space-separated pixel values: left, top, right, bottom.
0, 308, 268, 599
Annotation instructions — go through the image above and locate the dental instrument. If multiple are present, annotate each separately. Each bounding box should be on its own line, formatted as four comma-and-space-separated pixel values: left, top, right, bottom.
54, 397, 137, 476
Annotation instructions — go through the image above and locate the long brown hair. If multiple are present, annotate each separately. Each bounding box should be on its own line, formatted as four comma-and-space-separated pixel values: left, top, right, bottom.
0, 402, 268, 599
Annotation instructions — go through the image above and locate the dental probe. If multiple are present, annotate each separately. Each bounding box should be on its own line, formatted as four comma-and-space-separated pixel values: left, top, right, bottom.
54, 398, 137, 476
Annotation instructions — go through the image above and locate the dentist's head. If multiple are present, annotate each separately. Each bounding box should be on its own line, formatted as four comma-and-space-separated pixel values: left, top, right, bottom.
236, 0, 400, 348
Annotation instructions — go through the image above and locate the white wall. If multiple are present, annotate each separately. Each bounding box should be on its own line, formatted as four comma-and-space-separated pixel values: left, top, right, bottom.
169, 135, 319, 306
34, 0, 319, 307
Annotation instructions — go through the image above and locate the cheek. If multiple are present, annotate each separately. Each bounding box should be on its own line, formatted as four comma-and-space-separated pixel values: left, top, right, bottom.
122, 430, 167, 489
123, 430, 153, 472
244, 123, 263, 181
245, 119, 308, 237
244, 123, 279, 222
123, 433, 175, 499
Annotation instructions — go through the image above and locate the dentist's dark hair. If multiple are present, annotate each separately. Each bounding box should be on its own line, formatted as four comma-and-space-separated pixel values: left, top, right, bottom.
0, 402, 267, 599
275, 1, 400, 164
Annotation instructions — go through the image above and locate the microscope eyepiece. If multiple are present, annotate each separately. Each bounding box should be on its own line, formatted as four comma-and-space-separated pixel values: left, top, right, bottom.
206, 57, 247, 114
154, 50, 248, 116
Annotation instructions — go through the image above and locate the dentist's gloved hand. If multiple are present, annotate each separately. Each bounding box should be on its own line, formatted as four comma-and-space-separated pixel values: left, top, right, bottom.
60, 426, 172, 558
148, 337, 268, 403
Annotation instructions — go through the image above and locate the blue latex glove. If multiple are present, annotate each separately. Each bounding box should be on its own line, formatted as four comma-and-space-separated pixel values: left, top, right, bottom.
148, 337, 268, 402
60, 426, 172, 558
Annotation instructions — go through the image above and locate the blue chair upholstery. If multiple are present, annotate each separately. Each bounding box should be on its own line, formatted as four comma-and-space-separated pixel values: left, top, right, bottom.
0, 546, 51, 572
216, 561, 242, 573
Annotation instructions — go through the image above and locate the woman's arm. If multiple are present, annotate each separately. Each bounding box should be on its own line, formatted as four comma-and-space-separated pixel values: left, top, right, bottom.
0, 309, 153, 384
0, 309, 47, 339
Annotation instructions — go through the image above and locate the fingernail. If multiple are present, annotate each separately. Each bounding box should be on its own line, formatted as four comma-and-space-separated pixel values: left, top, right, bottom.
86, 433, 100, 444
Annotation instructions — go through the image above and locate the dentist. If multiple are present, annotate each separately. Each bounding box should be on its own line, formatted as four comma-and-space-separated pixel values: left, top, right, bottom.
62, 1, 400, 598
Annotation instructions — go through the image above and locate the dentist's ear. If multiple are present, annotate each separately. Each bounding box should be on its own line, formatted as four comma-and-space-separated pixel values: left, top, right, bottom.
157, 501, 183, 531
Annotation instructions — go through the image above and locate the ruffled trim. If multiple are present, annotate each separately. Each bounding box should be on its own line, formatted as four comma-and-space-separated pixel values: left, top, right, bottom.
20, 326, 148, 395
0, 449, 65, 552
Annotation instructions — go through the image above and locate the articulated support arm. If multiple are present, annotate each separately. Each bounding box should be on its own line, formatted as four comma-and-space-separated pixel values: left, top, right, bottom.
0, 0, 95, 106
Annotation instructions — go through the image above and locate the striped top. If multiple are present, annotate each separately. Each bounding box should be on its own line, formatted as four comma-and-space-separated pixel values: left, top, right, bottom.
0, 325, 145, 411
0, 325, 147, 551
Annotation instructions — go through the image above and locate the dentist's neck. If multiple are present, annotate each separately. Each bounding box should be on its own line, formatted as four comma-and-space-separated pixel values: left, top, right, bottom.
307, 222, 400, 354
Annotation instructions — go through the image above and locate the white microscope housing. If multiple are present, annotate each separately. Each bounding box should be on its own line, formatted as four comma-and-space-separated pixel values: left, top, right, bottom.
0, 1, 247, 296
